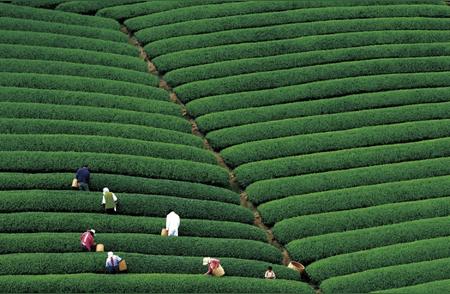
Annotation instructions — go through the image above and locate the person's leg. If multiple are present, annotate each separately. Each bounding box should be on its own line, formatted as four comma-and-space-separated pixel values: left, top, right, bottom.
106, 208, 115, 214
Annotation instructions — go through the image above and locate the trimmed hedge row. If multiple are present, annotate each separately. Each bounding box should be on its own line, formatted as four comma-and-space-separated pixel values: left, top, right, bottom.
216, 101, 450, 157
234, 137, 450, 185
0, 134, 216, 164
223, 120, 450, 173
0, 253, 299, 280
0, 190, 251, 223
0, 17, 126, 43
0, 273, 313, 293
376, 279, 450, 294
274, 197, 450, 243
187, 71, 450, 117
259, 175, 450, 225
56, 0, 147, 14
320, 257, 450, 293
0, 30, 137, 56
176, 56, 450, 102
0, 87, 180, 116
0, 173, 239, 204
0, 103, 190, 133
166, 42, 450, 87
139, 5, 450, 45
146, 18, 450, 58
126, 0, 441, 31
306, 236, 450, 283
247, 157, 450, 205
286, 216, 450, 263
0, 118, 202, 148
0, 2, 119, 29
153, 30, 450, 73
0, 212, 265, 241
0, 151, 229, 187
11, 0, 73, 8
0, 73, 167, 101
0, 44, 147, 72
196, 86, 450, 132
0, 59, 158, 87
0, 233, 282, 263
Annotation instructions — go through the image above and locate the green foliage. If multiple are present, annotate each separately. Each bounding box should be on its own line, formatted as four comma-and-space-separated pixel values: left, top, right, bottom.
0, 173, 239, 203
306, 236, 450, 283
0, 190, 250, 222
0, 273, 313, 293
375, 279, 450, 294
55, 0, 147, 14
217, 102, 450, 160
0, 102, 190, 133
0, 151, 229, 187
0, 212, 264, 241
0, 134, 216, 164
320, 257, 450, 293
259, 176, 450, 225
0, 59, 158, 87
154, 30, 450, 73
247, 157, 450, 205
0, 30, 137, 56
273, 197, 450, 243
235, 137, 450, 186
0, 253, 299, 280
0, 87, 179, 116
11, 0, 74, 8
286, 216, 450, 263
0, 44, 147, 72
0, 17, 126, 42
0, 2, 119, 29
0, 118, 202, 148
0, 233, 282, 263
0, 73, 167, 101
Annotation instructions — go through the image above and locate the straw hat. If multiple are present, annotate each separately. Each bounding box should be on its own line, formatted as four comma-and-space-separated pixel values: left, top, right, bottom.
103, 187, 109, 193
202, 257, 211, 266
89, 229, 96, 235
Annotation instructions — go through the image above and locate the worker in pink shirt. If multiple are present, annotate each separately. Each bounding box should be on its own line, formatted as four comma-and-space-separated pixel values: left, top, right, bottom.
203, 257, 224, 276
80, 229, 96, 251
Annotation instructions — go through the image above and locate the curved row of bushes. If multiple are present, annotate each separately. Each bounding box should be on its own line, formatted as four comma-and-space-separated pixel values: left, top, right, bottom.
306, 236, 450, 283
286, 216, 450, 263
217, 101, 450, 157
0, 102, 189, 133
0, 173, 239, 204
0, 134, 216, 164
320, 257, 450, 293
154, 31, 450, 72
11, 0, 74, 8
259, 175, 450, 224
234, 137, 450, 185
0, 190, 250, 222
247, 157, 450, 204
0, 233, 282, 263
274, 196, 450, 243
0, 212, 265, 241
0, 252, 298, 280
0, 273, 313, 293
0, 118, 202, 148
55, 0, 148, 14
376, 279, 450, 294
0, 44, 147, 72
0, 151, 229, 187
0, 87, 180, 116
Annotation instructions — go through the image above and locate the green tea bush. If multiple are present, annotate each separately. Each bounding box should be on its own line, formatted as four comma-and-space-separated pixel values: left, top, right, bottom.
0, 102, 189, 133
320, 257, 450, 293
273, 197, 450, 243
0, 190, 250, 222
306, 236, 450, 283
375, 279, 450, 294
259, 175, 450, 224
0, 173, 239, 203
0, 151, 229, 187
56, 0, 147, 14
11, 0, 73, 8
247, 157, 450, 204
0, 134, 216, 164
286, 216, 450, 263
0, 118, 201, 147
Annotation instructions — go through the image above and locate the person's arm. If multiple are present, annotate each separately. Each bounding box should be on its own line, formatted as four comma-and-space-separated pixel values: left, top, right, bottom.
101, 195, 105, 205
205, 264, 213, 275
166, 216, 170, 230
113, 193, 118, 202
75, 169, 80, 181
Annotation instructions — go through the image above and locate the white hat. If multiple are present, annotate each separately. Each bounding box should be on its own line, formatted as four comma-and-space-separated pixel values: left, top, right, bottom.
89, 229, 96, 235
103, 187, 109, 193
202, 257, 211, 266
107, 251, 113, 257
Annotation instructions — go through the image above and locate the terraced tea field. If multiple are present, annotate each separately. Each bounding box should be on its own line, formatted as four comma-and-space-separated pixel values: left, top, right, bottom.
0, 0, 449, 292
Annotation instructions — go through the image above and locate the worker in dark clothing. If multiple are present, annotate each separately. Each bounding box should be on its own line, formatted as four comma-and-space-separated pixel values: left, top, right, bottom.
75, 165, 90, 192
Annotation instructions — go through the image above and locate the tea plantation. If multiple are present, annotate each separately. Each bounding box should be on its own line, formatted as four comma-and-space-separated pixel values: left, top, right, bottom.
0, 0, 449, 292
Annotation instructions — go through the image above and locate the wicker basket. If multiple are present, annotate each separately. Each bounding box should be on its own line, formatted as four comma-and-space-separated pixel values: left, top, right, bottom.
161, 228, 168, 236
96, 244, 104, 252
212, 265, 225, 277
288, 261, 305, 273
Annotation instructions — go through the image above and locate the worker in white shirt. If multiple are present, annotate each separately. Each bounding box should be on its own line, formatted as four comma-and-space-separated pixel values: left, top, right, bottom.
165, 211, 180, 236
101, 187, 118, 214
105, 251, 122, 274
